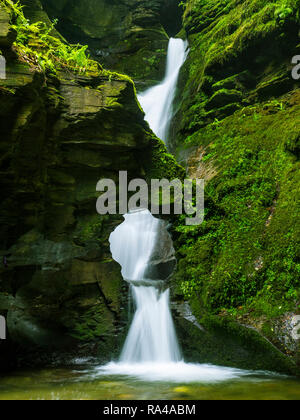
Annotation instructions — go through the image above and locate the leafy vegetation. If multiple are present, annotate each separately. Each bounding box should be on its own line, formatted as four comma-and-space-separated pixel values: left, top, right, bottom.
171, 1, 299, 338
171, 2, 300, 333
173, 95, 300, 320
2, 0, 101, 75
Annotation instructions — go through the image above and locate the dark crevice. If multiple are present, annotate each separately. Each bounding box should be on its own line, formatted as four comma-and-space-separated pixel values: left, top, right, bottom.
160, 0, 183, 37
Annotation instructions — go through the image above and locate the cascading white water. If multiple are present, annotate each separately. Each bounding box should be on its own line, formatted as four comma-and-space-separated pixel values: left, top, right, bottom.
138, 38, 188, 144
105, 209, 249, 382
107, 39, 188, 364
109, 210, 181, 363
98, 38, 251, 383
109, 211, 159, 282
121, 287, 180, 362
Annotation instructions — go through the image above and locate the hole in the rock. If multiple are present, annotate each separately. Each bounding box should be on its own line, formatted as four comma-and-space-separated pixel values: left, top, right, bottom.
160, 0, 183, 37
109, 209, 176, 282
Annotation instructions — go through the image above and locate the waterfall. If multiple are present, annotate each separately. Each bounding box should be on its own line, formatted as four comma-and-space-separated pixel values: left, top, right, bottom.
138, 38, 188, 144
109, 211, 160, 282
110, 210, 181, 363
120, 286, 180, 362
108, 38, 189, 363
98, 39, 249, 383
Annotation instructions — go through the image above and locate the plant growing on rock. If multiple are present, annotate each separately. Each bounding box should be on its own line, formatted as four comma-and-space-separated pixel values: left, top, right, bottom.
2, 0, 102, 75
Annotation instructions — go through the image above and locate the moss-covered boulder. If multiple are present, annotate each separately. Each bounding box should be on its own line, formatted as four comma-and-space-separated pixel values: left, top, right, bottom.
0, 2, 14, 46
174, 302, 297, 375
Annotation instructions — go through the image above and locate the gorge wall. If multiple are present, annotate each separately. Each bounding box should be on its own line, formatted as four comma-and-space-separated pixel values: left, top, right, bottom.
0, 0, 182, 369
170, 0, 300, 373
21, 0, 183, 87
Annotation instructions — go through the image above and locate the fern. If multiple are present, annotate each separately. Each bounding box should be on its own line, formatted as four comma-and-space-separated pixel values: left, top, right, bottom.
2, 0, 100, 75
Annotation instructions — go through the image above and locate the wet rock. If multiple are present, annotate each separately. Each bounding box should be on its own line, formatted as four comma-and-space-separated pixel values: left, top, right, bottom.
34, 0, 170, 83
145, 219, 176, 280
173, 311, 298, 375
0, 6, 182, 367
206, 89, 243, 110
274, 313, 300, 355
0, 3, 15, 47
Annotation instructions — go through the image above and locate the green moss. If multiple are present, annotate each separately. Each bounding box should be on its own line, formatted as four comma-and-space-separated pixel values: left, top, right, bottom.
184, 0, 299, 65
67, 304, 114, 342
173, 95, 300, 319
2, 0, 102, 76
172, 5, 300, 354
175, 0, 300, 138
75, 215, 108, 245
206, 88, 243, 109
142, 134, 186, 181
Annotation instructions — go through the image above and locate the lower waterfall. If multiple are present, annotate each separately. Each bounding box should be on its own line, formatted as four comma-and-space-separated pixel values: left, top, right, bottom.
99, 210, 247, 383
109, 210, 181, 363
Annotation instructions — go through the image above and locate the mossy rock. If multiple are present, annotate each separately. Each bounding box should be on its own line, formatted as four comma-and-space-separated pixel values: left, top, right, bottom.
36, 0, 171, 82
0, 2, 15, 47
175, 309, 298, 375
206, 89, 243, 110
0, 0, 185, 368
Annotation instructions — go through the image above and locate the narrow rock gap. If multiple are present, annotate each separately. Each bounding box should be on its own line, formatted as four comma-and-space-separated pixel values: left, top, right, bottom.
160, 0, 184, 37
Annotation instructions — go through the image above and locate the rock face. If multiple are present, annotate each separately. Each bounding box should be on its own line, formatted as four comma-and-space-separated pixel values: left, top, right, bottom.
173, 303, 297, 375
0, 2, 182, 369
145, 219, 176, 281
171, 0, 300, 373
0, 2, 13, 45
21, 0, 183, 86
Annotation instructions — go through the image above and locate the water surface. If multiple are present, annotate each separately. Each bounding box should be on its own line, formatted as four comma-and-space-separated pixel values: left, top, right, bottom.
0, 363, 299, 400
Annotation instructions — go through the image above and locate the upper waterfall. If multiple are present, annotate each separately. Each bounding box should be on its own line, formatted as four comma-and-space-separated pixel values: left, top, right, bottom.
138, 38, 188, 145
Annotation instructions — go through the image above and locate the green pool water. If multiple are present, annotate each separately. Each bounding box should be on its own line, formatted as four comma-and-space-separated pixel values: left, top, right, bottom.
0, 364, 299, 400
